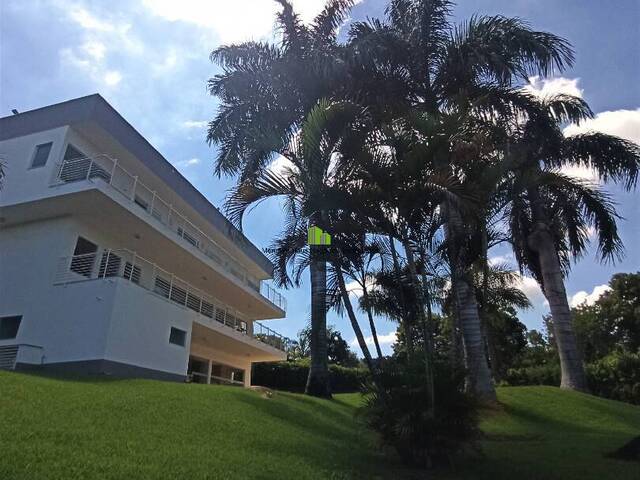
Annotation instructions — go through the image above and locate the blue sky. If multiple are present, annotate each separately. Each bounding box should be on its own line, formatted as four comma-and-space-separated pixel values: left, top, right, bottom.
2, 0, 638, 355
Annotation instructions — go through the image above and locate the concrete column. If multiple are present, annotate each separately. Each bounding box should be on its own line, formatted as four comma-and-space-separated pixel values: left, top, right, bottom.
206, 359, 212, 385
244, 360, 251, 388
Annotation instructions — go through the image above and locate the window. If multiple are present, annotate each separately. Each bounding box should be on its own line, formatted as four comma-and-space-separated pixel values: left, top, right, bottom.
30, 142, 53, 168
0, 316, 22, 340
64, 144, 86, 160
169, 327, 186, 347
70, 237, 98, 277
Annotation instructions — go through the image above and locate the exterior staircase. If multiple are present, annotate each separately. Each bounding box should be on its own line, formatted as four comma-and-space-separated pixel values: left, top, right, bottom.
0, 345, 19, 370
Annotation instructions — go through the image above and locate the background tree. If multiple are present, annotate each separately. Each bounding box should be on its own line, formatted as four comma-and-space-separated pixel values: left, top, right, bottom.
503, 93, 640, 390
294, 325, 360, 367
573, 272, 640, 362
346, 0, 576, 400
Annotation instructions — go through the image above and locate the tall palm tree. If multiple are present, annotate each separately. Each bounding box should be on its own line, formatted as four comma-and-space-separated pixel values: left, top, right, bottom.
208, 0, 356, 397
345, 0, 576, 399
225, 100, 362, 397
503, 93, 640, 390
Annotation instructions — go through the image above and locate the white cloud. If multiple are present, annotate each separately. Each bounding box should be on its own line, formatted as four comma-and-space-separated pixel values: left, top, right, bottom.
345, 275, 378, 298
351, 331, 397, 348
517, 274, 547, 307
182, 120, 209, 129
488, 253, 515, 266
173, 158, 201, 168
268, 154, 298, 176
564, 109, 640, 144
104, 71, 122, 86
562, 108, 640, 183
142, 0, 360, 43
82, 40, 106, 61
570, 284, 611, 308
68, 6, 114, 31
525, 76, 583, 99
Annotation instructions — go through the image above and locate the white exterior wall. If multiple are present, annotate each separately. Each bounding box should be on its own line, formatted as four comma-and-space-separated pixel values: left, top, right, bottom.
0, 127, 69, 206
0, 218, 114, 362
104, 279, 192, 376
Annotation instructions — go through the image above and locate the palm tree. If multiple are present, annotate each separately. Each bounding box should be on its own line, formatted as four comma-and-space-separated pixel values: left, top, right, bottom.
345, 0, 576, 400
502, 93, 640, 390
225, 100, 364, 397
208, 0, 356, 397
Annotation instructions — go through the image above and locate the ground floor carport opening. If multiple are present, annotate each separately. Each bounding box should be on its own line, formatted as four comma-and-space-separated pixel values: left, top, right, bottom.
187, 356, 245, 386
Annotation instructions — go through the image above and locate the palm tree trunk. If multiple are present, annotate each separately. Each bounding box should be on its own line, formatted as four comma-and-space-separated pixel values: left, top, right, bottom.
527, 187, 588, 392
305, 246, 331, 398
529, 226, 588, 391
335, 265, 377, 374
388, 235, 413, 355
445, 205, 496, 401
402, 239, 435, 413
361, 286, 383, 359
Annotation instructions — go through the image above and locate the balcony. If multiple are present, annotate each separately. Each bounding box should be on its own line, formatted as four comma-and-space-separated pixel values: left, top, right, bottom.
53, 155, 287, 312
53, 249, 292, 353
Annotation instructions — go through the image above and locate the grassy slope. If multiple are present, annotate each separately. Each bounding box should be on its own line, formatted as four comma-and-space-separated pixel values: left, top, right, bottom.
0, 372, 638, 480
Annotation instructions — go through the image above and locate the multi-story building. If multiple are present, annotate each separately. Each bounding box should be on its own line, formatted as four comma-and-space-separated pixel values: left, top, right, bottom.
0, 94, 289, 386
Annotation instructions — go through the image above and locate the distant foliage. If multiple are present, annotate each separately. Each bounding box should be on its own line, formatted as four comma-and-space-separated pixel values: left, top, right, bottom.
289, 325, 360, 367
586, 351, 640, 405
359, 358, 480, 468
504, 364, 561, 387
252, 360, 366, 393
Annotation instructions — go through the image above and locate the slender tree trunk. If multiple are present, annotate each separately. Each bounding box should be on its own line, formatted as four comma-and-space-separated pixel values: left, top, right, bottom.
444, 204, 496, 401
305, 246, 331, 398
335, 265, 376, 374
361, 286, 383, 359
402, 239, 435, 414
527, 186, 588, 392
388, 235, 413, 355
529, 226, 589, 391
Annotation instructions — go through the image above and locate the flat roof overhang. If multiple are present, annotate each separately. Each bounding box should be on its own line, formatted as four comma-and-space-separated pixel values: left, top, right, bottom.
190, 322, 286, 363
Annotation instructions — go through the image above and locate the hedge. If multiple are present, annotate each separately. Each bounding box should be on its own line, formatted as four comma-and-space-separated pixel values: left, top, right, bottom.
503, 351, 640, 405
252, 360, 367, 393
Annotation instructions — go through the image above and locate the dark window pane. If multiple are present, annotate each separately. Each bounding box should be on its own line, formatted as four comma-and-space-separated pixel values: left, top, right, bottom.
31, 143, 53, 168
73, 237, 97, 255
70, 237, 98, 277
0, 316, 22, 340
169, 327, 186, 346
64, 144, 86, 160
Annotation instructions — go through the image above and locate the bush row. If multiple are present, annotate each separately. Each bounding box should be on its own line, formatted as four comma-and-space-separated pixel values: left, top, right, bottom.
503, 351, 640, 404
252, 360, 367, 393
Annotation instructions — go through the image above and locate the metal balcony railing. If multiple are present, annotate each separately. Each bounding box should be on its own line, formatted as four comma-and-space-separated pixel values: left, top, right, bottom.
53, 248, 292, 353
53, 155, 287, 312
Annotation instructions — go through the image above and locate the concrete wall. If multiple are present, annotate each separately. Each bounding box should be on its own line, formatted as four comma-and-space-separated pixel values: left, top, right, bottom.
0, 127, 69, 206
104, 279, 192, 377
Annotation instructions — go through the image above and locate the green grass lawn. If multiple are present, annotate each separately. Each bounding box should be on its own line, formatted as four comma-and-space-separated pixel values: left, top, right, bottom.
0, 371, 638, 480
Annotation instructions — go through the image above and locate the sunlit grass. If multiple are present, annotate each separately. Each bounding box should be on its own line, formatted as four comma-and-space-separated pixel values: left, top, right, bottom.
0, 372, 637, 480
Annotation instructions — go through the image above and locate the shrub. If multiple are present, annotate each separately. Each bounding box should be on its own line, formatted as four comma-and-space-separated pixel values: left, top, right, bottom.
503, 351, 640, 405
252, 360, 367, 393
586, 351, 640, 405
358, 358, 480, 468
503, 363, 561, 387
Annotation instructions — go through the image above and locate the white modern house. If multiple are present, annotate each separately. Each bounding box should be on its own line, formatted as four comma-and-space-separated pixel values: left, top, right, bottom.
0, 94, 289, 386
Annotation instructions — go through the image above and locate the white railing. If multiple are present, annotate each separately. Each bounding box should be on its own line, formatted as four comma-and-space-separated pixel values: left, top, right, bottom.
53, 248, 291, 352
53, 155, 287, 312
